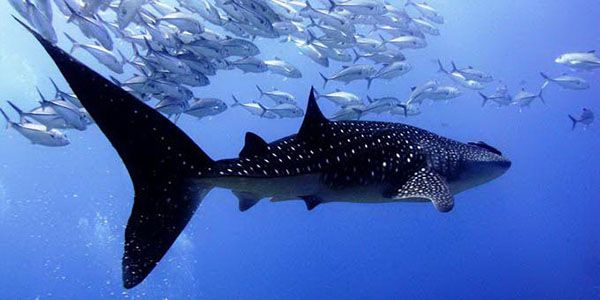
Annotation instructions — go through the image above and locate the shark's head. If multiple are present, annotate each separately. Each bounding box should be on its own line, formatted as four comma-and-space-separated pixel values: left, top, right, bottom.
425, 139, 511, 194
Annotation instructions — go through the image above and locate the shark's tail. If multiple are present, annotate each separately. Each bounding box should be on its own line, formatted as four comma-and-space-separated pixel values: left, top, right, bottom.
13, 16, 215, 289
568, 115, 578, 130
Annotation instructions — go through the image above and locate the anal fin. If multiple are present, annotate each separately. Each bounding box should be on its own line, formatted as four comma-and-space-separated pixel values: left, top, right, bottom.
300, 195, 322, 211
232, 190, 261, 212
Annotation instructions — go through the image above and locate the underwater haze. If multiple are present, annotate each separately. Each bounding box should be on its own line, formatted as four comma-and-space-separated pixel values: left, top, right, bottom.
1, 0, 600, 299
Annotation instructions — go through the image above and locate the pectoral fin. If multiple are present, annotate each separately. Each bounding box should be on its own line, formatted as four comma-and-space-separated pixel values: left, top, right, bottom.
388, 169, 454, 212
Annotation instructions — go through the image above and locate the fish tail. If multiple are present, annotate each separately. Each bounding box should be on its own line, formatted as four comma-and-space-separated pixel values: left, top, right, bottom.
327, 0, 336, 12
450, 61, 458, 72
367, 95, 374, 103
538, 87, 545, 105
256, 85, 264, 97
436, 59, 446, 73
568, 115, 578, 130
367, 77, 374, 89
397, 104, 408, 117
7, 100, 24, 116
231, 95, 241, 106
319, 72, 329, 88
0, 108, 12, 129
49, 77, 62, 96
540, 72, 551, 89
478, 92, 489, 107
352, 49, 362, 63
14, 15, 216, 289
63, 32, 78, 54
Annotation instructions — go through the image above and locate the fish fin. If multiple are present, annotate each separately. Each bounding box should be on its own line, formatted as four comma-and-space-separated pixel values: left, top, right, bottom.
436, 59, 446, 73
367, 95, 374, 103
14, 16, 216, 288
410, 86, 416, 92
300, 195, 322, 211
256, 85, 264, 97
6, 100, 24, 116
63, 32, 79, 54
232, 190, 261, 212
231, 95, 241, 106
588, 50, 596, 53
568, 115, 577, 130
367, 77, 374, 89
450, 61, 458, 72
0, 108, 13, 129
397, 104, 407, 117
298, 87, 328, 139
352, 49, 361, 63
538, 87, 545, 105
239, 132, 269, 158
478, 92, 489, 107
386, 169, 454, 213
319, 72, 329, 88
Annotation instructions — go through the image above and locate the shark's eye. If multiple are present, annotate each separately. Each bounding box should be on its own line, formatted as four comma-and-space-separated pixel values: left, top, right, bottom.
468, 141, 502, 156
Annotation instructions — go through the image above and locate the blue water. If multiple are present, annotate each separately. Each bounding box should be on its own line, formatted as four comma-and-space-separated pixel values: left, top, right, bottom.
1, 0, 599, 298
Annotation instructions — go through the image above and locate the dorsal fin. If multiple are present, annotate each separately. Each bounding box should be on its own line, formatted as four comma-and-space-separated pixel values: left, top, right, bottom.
298, 87, 328, 138
410, 86, 416, 92
239, 132, 269, 157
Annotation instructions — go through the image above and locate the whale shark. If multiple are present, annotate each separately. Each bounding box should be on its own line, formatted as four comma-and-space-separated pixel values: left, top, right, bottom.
13, 17, 511, 289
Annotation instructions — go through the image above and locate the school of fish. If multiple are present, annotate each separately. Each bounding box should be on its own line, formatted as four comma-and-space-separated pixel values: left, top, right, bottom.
2, 0, 597, 146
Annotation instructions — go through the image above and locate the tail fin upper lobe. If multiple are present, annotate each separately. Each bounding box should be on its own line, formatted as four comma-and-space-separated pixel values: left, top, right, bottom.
13, 16, 214, 289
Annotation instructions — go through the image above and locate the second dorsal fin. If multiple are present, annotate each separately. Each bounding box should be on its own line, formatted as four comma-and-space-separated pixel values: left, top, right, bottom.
298, 87, 328, 139
239, 132, 269, 157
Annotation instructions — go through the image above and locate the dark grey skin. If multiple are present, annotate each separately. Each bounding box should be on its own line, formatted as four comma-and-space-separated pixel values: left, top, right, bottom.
16, 17, 511, 290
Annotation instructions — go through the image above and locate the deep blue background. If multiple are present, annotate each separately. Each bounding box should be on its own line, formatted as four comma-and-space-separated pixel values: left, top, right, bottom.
1, 0, 599, 298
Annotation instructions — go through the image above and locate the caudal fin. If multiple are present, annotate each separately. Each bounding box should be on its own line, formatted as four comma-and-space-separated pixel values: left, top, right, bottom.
436, 59, 447, 73
0, 108, 13, 129
319, 72, 329, 88
478, 92, 489, 107
256, 85, 265, 97
568, 115, 578, 130
13, 16, 215, 289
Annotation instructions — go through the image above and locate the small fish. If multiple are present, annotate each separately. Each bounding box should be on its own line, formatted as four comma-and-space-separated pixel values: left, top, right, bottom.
568, 108, 594, 130
479, 86, 511, 107
319, 64, 377, 88
117, 0, 144, 29
256, 85, 296, 104
184, 98, 228, 120
0, 108, 70, 147
451, 62, 493, 83
37, 87, 87, 130
264, 58, 302, 78
155, 96, 190, 122
267, 103, 305, 118
540, 72, 589, 90
385, 34, 426, 49
410, 17, 439, 36
437, 60, 484, 90
390, 102, 419, 117
427, 86, 462, 101
555, 50, 600, 71
64, 33, 125, 74
158, 12, 205, 34
331, 104, 368, 120
232, 57, 268, 73
6, 100, 70, 129
365, 96, 399, 114
406, 80, 438, 105
24, 0, 57, 44
231, 96, 278, 118
405, 0, 444, 24
313, 89, 361, 107
65, 3, 113, 50
512, 87, 544, 109
369, 61, 411, 88
49, 78, 82, 108
327, 0, 387, 16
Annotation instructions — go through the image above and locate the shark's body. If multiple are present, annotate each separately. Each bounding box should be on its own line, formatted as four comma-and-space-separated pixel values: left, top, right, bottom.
14, 17, 511, 289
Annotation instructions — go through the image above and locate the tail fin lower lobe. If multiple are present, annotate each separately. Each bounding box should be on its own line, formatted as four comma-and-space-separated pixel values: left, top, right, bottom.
14, 17, 214, 288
